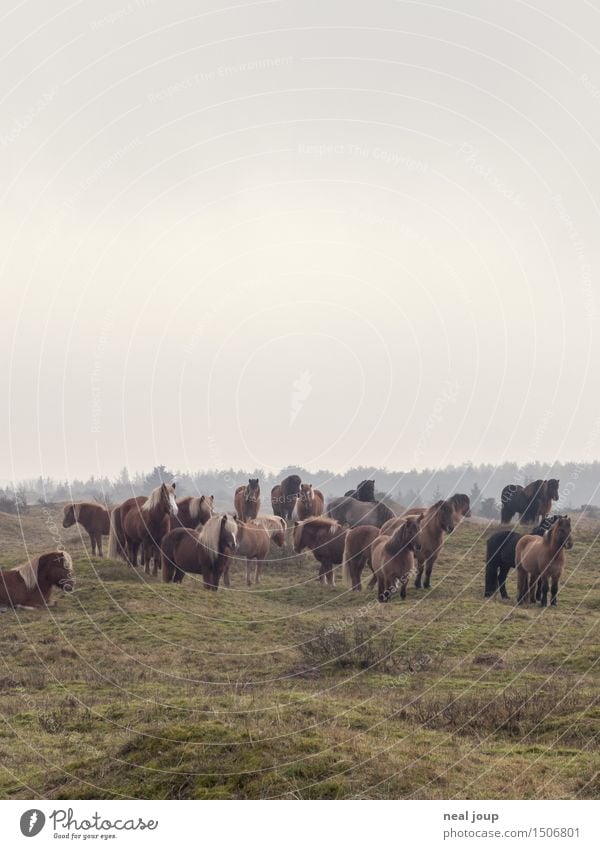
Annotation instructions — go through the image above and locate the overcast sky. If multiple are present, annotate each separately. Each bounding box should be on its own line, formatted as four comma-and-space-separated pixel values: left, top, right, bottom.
1, 0, 599, 481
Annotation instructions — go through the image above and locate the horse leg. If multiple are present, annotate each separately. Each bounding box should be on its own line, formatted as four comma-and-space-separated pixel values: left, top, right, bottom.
529, 575, 538, 605
516, 566, 528, 605
89, 532, 96, 556
550, 577, 559, 606
414, 557, 424, 589
246, 559, 251, 586
255, 561, 261, 585
484, 559, 498, 597
539, 576, 549, 607
400, 576, 408, 600
498, 565, 510, 599
223, 561, 231, 588
96, 533, 103, 557
423, 555, 437, 589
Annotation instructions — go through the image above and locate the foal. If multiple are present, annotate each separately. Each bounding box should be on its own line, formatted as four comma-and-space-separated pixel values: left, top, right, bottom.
516, 516, 572, 607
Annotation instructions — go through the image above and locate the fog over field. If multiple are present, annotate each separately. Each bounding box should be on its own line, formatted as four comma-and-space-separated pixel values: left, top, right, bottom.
1, 1, 599, 482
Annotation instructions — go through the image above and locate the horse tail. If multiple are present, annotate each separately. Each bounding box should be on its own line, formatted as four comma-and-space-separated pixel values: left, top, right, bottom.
108, 506, 124, 560
161, 532, 176, 583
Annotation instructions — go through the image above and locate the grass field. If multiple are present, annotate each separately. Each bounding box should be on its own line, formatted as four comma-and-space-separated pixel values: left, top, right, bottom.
0, 506, 598, 800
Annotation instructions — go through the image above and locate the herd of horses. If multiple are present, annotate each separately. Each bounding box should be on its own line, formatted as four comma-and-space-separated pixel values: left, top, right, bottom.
0, 473, 572, 611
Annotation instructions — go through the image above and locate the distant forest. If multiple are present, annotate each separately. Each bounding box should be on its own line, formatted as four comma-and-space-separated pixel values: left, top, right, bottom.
1, 461, 599, 518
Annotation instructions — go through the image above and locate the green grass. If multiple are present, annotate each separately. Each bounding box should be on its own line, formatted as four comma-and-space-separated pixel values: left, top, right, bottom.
0, 506, 598, 799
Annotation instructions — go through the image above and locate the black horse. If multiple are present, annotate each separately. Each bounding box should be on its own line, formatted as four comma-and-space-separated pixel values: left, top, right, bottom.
344, 479, 376, 502
484, 515, 560, 599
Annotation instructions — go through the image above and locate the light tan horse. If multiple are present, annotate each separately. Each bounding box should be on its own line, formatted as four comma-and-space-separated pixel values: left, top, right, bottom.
382, 499, 454, 589
516, 515, 572, 607
255, 515, 286, 548
372, 519, 422, 602
222, 520, 271, 586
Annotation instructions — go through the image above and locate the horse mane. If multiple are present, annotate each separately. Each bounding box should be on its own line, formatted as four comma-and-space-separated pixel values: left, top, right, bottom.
199, 514, 236, 566
12, 556, 40, 590
142, 483, 175, 511
189, 496, 203, 521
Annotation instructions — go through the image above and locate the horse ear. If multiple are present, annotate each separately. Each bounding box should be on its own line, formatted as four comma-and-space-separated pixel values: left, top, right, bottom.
172, 481, 176, 489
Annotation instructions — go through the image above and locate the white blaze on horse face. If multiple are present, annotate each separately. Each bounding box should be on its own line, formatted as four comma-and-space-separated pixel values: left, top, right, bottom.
169, 492, 178, 515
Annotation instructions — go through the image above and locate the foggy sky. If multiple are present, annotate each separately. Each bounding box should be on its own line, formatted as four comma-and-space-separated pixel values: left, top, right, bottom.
1, 0, 599, 481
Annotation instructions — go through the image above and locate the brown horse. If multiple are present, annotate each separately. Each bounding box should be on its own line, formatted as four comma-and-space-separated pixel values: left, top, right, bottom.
342, 524, 379, 591
501, 479, 559, 524
293, 517, 346, 585
516, 515, 572, 607
234, 479, 261, 521
0, 551, 74, 610
372, 519, 422, 602
161, 514, 238, 590
292, 483, 325, 521
170, 495, 214, 530
222, 520, 271, 586
62, 502, 110, 556
271, 474, 301, 521
108, 482, 178, 574
383, 499, 454, 589
402, 493, 470, 525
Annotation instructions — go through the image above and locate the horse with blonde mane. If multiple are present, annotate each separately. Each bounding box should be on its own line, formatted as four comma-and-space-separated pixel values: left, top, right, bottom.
255, 515, 286, 548
170, 495, 214, 530
62, 502, 110, 556
221, 520, 271, 586
516, 515, 572, 607
342, 525, 379, 591
372, 519, 422, 602
292, 483, 324, 521
161, 514, 238, 590
0, 551, 74, 610
234, 479, 261, 521
402, 493, 471, 525
293, 517, 346, 586
108, 482, 178, 574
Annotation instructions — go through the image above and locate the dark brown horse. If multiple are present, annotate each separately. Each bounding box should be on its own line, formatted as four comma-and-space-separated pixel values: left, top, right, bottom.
234, 479, 261, 521
516, 515, 572, 607
271, 474, 302, 521
292, 483, 325, 521
170, 495, 214, 530
108, 483, 178, 574
161, 514, 238, 590
62, 502, 110, 556
344, 479, 376, 502
342, 524, 379, 591
501, 479, 559, 524
293, 517, 347, 585
0, 551, 74, 610
372, 518, 422, 602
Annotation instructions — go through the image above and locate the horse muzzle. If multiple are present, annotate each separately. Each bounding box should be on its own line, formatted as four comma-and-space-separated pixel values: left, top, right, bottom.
445, 525, 455, 534
59, 580, 75, 593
